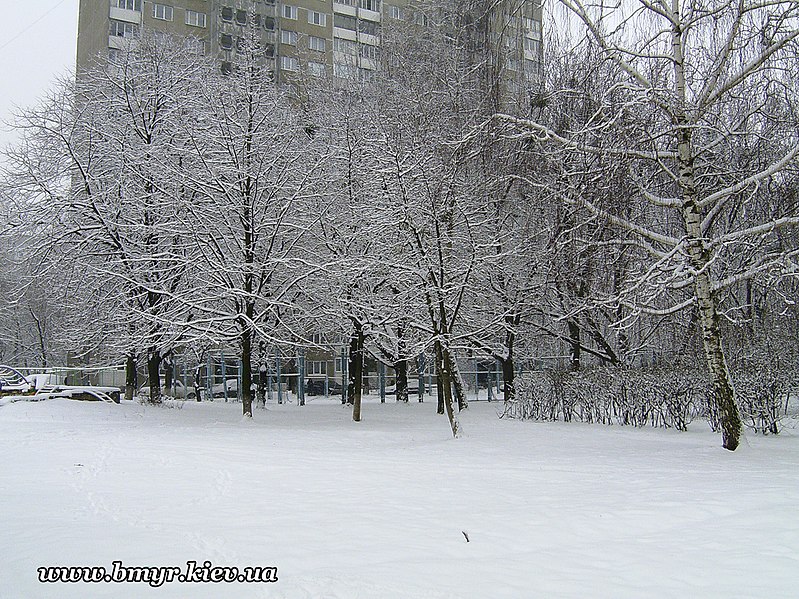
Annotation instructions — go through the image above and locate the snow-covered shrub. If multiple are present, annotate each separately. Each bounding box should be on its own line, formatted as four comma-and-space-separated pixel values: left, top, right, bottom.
508, 366, 709, 431
505, 371, 556, 421
510, 363, 799, 435
733, 371, 791, 435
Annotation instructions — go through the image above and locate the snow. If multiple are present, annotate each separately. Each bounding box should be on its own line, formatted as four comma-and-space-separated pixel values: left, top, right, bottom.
1, 397, 797, 598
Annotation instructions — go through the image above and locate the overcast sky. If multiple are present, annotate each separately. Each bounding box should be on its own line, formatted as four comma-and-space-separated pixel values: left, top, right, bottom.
0, 0, 79, 150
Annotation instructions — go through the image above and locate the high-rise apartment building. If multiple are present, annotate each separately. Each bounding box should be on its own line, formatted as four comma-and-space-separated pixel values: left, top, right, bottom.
78, 1, 543, 101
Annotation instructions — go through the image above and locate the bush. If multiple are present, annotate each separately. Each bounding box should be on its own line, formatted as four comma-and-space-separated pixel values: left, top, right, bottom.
506, 364, 797, 435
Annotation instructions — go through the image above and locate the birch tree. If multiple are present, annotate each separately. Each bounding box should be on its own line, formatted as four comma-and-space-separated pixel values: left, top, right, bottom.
492, 0, 799, 449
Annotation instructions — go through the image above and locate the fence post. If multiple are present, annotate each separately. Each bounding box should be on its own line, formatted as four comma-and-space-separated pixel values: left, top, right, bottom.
341, 347, 347, 405
221, 351, 228, 402
428, 362, 432, 399
488, 360, 493, 402
237, 359, 243, 402
299, 348, 305, 406
258, 362, 267, 407
182, 355, 188, 399
496, 358, 501, 399
276, 346, 283, 405
267, 360, 274, 403
474, 357, 479, 401
417, 354, 425, 403
379, 361, 386, 403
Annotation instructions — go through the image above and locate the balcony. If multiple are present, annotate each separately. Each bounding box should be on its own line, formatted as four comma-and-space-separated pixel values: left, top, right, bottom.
333, 27, 357, 42
109, 7, 141, 24
333, 1, 357, 17
359, 9, 381, 23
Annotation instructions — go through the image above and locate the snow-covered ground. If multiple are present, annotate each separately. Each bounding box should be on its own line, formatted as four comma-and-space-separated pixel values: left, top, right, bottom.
1, 396, 797, 599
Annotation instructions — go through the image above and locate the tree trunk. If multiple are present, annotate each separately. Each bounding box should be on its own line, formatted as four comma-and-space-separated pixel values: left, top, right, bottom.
672, 19, 743, 449
147, 348, 162, 404
124, 353, 136, 401
502, 357, 515, 405
163, 355, 173, 393
567, 319, 581, 371
394, 357, 409, 403
435, 339, 462, 438
446, 350, 468, 410
435, 364, 445, 415
348, 321, 365, 422
682, 192, 743, 450
194, 365, 202, 402
241, 329, 253, 417
502, 320, 517, 403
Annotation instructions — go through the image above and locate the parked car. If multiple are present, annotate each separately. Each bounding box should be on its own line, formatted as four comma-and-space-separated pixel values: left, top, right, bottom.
305, 378, 343, 396
138, 380, 196, 399
385, 380, 421, 395
0, 365, 33, 394
210, 378, 262, 399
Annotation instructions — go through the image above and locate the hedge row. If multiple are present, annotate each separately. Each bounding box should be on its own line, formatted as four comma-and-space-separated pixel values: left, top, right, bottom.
506, 366, 796, 434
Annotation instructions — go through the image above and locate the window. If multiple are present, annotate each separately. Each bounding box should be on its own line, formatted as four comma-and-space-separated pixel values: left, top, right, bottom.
359, 0, 380, 10
282, 5, 298, 19
524, 38, 541, 54
308, 35, 326, 52
308, 11, 326, 26
310, 59, 326, 76
333, 62, 358, 79
221, 61, 232, 75
185, 10, 206, 28
109, 19, 138, 37
220, 33, 234, 50
185, 38, 206, 55
281, 30, 298, 45
152, 3, 173, 21
264, 16, 275, 30
221, 7, 233, 22
358, 20, 379, 36
280, 56, 299, 71
334, 37, 357, 54
359, 43, 378, 60
251, 14, 262, 27
308, 361, 327, 375
236, 10, 247, 25
524, 17, 542, 40
334, 14, 357, 30
525, 58, 542, 78
111, 0, 141, 10
388, 5, 403, 19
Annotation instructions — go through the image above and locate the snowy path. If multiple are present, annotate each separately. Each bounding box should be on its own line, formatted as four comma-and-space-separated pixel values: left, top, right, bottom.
1, 398, 797, 598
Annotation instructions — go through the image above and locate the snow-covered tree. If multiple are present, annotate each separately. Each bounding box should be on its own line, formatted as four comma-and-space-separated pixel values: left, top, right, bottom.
4, 34, 205, 402
171, 34, 326, 417
491, 0, 799, 450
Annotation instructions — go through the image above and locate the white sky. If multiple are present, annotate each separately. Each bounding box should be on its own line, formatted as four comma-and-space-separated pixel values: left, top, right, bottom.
0, 0, 79, 151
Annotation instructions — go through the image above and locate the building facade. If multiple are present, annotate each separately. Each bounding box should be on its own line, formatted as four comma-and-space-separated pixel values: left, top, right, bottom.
78, 1, 543, 99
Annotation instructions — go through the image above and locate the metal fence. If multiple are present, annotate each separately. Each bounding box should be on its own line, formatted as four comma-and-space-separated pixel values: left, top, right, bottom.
12, 351, 545, 404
